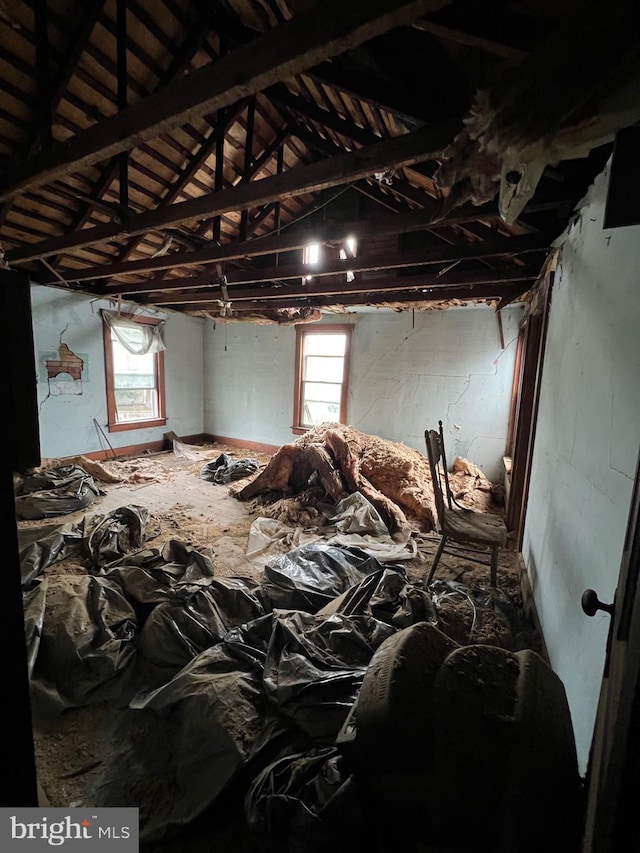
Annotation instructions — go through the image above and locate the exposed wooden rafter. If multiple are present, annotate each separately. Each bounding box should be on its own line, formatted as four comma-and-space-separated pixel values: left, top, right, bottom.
10, 119, 460, 264
413, 19, 528, 61
34, 196, 571, 285
0, 0, 451, 203
143, 265, 538, 305
0, 0, 614, 317
101, 234, 548, 296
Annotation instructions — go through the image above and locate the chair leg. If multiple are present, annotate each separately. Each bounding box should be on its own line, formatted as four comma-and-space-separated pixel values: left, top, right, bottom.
426, 536, 447, 586
490, 546, 499, 588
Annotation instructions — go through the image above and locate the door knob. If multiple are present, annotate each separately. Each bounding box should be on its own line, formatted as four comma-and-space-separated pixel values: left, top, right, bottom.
582, 589, 615, 617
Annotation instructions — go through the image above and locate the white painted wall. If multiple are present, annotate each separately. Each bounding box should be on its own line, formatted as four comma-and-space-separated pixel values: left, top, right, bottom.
31, 285, 205, 458
522, 161, 640, 773
203, 304, 524, 480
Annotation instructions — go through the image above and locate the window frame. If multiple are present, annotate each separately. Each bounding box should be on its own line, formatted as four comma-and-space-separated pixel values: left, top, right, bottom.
292, 324, 353, 435
103, 312, 167, 432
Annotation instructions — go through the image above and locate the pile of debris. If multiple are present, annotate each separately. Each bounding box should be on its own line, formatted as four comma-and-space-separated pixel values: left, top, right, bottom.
20, 494, 566, 853
233, 423, 504, 539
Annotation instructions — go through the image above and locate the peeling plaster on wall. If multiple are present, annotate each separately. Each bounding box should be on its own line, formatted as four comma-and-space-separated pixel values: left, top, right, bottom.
30, 285, 205, 458
203, 304, 524, 481
523, 160, 640, 774
43, 341, 85, 397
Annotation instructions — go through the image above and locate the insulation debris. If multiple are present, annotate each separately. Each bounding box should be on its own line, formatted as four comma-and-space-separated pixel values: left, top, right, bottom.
235, 424, 504, 538
247, 492, 418, 563
40, 456, 123, 484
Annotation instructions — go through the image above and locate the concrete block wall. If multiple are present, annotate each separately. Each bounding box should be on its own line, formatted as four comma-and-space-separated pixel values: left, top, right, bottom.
30, 285, 205, 458
203, 304, 525, 482
522, 160, 640, 773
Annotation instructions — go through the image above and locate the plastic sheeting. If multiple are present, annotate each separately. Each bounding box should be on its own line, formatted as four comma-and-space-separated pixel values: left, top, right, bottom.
247, 493, 417, 564
31, 574, 138, 709
262, 610, 396, 742
81, 505, 150, 568
105, 618, 284, 842
18, 522, 81, 587
103, 539, 216, 605
113, 603, 396, 840
202, 453, 260, 484
139, 576, 265, 673
23, 579, 48, 679
245, 748, 364, 853
318, 567, 437, 630
15, 465, 102, 520
260, 544, 396, 612
29, 530, 535, 843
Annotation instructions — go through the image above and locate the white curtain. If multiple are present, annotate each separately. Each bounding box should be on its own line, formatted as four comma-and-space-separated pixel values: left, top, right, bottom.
101, 310, 166, 354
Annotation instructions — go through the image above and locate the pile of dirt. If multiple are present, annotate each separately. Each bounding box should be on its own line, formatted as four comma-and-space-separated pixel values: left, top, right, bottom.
234, 424, 504, 537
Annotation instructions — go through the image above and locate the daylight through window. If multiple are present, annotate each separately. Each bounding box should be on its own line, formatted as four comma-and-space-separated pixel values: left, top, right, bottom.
293, 325, 353, 433
103, 314, 166, 432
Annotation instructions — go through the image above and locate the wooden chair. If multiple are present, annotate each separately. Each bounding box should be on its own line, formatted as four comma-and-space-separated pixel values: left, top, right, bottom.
424, 421, 507, 587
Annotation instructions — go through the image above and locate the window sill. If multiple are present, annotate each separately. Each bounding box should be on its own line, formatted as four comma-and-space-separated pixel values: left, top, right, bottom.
291, 426, 309, 435
108, 418, 167, 433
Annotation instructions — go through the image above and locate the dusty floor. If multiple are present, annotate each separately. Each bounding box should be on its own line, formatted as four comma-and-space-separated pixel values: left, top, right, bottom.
20, 441, 537, 825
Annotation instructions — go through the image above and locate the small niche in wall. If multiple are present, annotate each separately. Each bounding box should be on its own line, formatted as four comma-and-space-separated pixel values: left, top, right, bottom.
39, 344, 88, 396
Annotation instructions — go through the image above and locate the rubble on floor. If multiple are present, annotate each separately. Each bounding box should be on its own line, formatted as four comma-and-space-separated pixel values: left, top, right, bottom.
233, 423, 504, 539
17, 435, 565, 851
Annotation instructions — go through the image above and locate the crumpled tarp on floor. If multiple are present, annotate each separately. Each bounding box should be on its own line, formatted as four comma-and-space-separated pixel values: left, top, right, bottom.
247, 492, 418, 564
18, 522, 81, 587
23, 579, 48, 679
245, 747, 362, 853
101, 599, 398, 841
202, 453, 260, 484
15, 465, 102, 520
31, 574, 138, 710
139, 575, 265, 675
29, 539, 217, 711
100, 616, 284, 842
92, 546, 446, 840
259, 543, 395, 613
28, 531, 532, 843
80, 505, 150, 568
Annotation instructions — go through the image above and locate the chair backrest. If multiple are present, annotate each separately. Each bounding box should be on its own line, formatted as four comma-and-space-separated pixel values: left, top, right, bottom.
425, 429, 446, 524
437, 420, 455, 511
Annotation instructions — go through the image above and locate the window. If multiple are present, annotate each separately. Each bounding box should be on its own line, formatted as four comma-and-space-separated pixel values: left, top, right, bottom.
103, 313, 166, 432
293, 324, 352, 434
339, 236, 357, 283
303, 242, 320, 282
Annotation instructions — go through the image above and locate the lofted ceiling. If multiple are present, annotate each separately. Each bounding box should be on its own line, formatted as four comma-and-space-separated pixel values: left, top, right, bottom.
0, 0, 636, 322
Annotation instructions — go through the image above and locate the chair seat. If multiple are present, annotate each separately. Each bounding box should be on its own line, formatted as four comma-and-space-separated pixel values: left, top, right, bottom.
442, 507, 507, 546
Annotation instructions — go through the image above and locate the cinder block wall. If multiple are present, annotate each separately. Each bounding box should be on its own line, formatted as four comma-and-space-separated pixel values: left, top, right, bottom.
523, 161, 640, 772
203, 304, 524, 482
30, 286, 205, 458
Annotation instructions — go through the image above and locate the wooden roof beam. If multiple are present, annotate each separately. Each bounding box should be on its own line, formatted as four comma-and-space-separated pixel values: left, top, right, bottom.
112, 101, 248, 264
43, 11, 216, 268
288, 120, 440, 214
104, 234, 547, 295
33, 195, 572, 284
11, 119, 460, 264
268, 85, 376, 148
0, 0, 451, 204
167, 282, 530, 312
143, 265, 538, 304
413, 19, 528, 61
